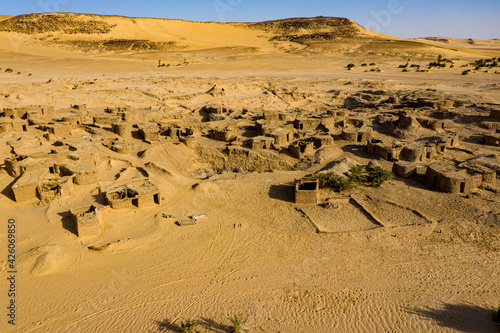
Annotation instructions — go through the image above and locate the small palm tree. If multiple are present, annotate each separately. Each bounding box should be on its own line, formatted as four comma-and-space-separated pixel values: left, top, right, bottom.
314, 172, 332, 188
313, 172, 355, 192
181, 319, 200, 333
228, 314, 248, 333
368, 167, 394, 187
349, 165, 367, 182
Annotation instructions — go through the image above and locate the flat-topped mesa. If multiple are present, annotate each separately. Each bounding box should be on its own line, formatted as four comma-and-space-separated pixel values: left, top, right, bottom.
249, 16, 367, 40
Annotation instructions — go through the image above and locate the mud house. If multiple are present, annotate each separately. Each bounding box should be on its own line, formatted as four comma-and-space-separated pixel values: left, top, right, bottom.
93, 115, 120, 128
328, 109, 348, 122
3, 106, 54, 119
110, 140, 133, 155
139, 124, 160, 143
294, 117, 322, 131
201, 104, 231, 115
367, 139, 404, 161
399, 143, 436, 162
58, 162, 98, 185
251, 136, 275, 150
425, 163, 484, 194
162, 124, 182, 140
460, 161, 497, 183
213, 127, 236, 142
11, 169, 48, 202
295, 178, 319, 204
312, 134, 334, 148
112, 122, 133, 139
289, 140, 315, 159
105, 180, 160, 209
37, 176, 73, 201
432, 132, 459, 152
0, 119, 14, 133
4, 156, 56, 178
256, 120, 279, 136
341, 127, 373, 143
0, 119, 28, 133
70, 205, 100, 237
392, 161, 425, 178
41, 123, 73, 138
67, 147, 101, 166
60, 114, 86, 126
271, 128, 292, 146
263, 111, 280, 122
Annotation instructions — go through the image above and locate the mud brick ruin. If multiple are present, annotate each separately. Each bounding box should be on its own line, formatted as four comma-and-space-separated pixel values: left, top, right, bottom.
105, 180, 160, 209
295, 178, 319, 204
2, 88, 500, 238
70, 205, 100, 237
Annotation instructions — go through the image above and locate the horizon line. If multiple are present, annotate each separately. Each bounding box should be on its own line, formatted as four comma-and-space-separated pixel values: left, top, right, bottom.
1, 12, 498, 40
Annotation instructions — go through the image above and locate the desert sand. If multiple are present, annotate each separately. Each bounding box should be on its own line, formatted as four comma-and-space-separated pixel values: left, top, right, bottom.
0, 13, 499, 333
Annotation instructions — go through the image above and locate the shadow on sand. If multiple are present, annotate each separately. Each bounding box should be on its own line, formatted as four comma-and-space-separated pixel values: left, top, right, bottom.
407, 303, 498, 333
58, 211, 78, 236
269, 183, 294, 203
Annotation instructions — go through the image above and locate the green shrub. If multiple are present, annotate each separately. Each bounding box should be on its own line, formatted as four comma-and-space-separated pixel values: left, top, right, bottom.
368, 167, 394, 187
369, 62, 376, 66
349, 165, 367, 182
228, 314, 248, 333
462, 70, 470, 75
314, 172, 355, 192
346, 63, 355, 70
181, 319, 200, 333
5, 68, 13, 73
361, 63, 367, 67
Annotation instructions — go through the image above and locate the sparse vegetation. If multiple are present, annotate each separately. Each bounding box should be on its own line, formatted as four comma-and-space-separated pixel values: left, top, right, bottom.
181, 319, 200, 333
314, 172, 355, 192
471, 57, 499, 69
428, 54, 455, 69
159, 58, 188, 68
349, 165, 367, 182
228, 314, 248, 333
398, 59, 410, 69
368, 167, 394, 187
